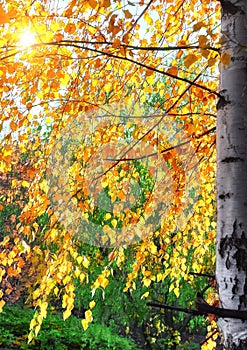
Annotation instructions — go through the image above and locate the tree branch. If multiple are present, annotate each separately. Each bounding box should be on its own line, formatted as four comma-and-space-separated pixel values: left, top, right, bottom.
148, 297, 247, 321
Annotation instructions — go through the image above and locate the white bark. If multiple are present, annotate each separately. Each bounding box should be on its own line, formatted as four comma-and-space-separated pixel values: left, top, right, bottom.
216, 1, 247, 348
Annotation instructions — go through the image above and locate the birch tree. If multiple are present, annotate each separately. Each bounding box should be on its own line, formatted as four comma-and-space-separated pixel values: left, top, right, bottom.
216, 1, 247, 349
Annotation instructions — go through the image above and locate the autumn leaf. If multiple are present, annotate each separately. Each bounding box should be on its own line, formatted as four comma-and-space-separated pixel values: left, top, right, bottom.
82, 319, 89, 331
193, 21, 205, 31
184, 54, 198, 68
65, 23, 76, 34
123, 10, 132, 19
89, 0, 98, 9
63, 309, 72, 320
221, 52, 231, 66
0, 4, 9, 24
102, 0, 111, 7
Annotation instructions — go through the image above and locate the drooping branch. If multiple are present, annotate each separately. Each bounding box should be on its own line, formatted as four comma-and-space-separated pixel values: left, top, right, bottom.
147, 298, 247, 320
189, 271, 215, 279
1, 41, 220, 97
160, 127, 216, 154
147, 301, 202, 316
56, 40, 220, 53
50, 42, 220, 97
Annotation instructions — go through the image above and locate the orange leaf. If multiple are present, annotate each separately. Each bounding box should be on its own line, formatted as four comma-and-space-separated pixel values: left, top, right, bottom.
10, 121, 18, 131
112, 38, 121, 48
193, 21, 205, 32
102, 0, 111, 7
0, 4, 9, 24
54, 33, 64, 42
146, 68, 154, 76
184, 54, 198, 68
89, 0, 98, 9
65, 23, 76, 34
198, 35, 208, 48
166, 66, 178, 76
123, 10, 132, 19
221, 52, 231, 66
122, 33, 130, 45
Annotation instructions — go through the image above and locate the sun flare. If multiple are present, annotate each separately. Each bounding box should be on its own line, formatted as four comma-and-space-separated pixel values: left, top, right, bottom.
18, 30, 36, 47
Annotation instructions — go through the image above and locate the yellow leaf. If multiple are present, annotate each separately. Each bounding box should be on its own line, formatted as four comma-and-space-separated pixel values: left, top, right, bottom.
141, 291, 149, 299
63, 309, 71, 320
74, 268, 80, 278
40, 179, 48, 194
184, 54, 198, 68
28, 330, 35, 343
102, 178, 108, 188
149, 242, 157, 255
82, 256, 89, 269
89, 300, 96, 309
63, 275, 71, 285
103, 82, 112, 92
111, 219, 117, 228
22, 180, 29, 188
34, 324, 41, 337
80, 272, 86, 282
156, 273, 164, 282
105, 213, 111, 220
29, 318, 37, 330
0, 299, 5, 312
144, 12, 153, 25
101, 276, 109, 289
82, 319, 88, 331
40, 301, 48, 318
143, 277, 151, 288
77, 256, 83, 264
85, 309, 93, 322
174, 287, 180, 298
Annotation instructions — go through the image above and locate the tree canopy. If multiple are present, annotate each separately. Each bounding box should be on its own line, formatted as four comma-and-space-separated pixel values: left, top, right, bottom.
0, 0, 225, 348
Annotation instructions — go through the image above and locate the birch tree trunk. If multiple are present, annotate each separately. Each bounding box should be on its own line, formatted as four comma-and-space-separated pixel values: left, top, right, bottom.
216, 1, 247, 348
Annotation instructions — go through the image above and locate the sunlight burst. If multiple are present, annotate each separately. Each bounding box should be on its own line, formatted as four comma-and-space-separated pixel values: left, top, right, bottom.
18, 30, 36, 48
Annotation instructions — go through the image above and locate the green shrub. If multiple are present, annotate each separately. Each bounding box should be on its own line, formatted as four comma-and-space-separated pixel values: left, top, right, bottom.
0, 304, 139, 350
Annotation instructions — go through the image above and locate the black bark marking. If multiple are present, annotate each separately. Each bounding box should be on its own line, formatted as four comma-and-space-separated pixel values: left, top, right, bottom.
233, 248, 247, 271
219, 0, 245, 15
216, 94, 230, 110
219, 192, 232, 200
233, 219, 238, 238
219, 221, 247, 270
232, 276, 239, 295
226, 253, 231, 269
219, 235, 230, 258
232, 56, 247, 62
221, 157, 244, 163
227, 338, 247, 350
